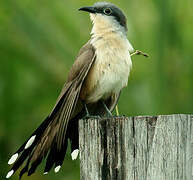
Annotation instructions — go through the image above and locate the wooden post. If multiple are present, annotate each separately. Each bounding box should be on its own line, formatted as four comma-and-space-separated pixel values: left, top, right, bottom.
79, 114, 193, 180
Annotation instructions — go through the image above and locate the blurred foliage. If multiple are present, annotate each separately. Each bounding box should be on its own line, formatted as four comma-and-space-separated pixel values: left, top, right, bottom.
0, 0, 193, 179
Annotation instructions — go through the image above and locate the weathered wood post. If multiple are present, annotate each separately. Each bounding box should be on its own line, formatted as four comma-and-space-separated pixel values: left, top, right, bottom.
79, 114, 193, 180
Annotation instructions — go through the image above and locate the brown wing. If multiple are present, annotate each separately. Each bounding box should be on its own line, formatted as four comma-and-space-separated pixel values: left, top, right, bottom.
7, 41, 96, 178
50, 41, 95, 115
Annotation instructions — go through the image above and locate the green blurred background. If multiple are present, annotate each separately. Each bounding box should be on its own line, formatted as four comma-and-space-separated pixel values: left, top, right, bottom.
0, 0, 193, 179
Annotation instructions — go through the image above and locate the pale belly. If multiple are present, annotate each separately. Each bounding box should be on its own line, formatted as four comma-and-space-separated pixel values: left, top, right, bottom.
84, 51, 132, 103
81, 31, 133, 103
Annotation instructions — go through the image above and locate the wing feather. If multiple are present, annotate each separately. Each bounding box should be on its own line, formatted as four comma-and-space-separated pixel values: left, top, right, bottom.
7, 42, 96, 178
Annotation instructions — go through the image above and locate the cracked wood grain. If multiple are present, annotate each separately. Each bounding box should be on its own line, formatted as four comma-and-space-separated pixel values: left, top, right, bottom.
79, 114, 193, 180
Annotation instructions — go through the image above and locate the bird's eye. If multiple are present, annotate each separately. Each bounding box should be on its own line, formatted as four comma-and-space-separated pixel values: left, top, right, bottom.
103, 8, 112, 15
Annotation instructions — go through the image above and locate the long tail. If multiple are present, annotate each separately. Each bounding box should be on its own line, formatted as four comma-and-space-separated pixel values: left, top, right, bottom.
6, 81, 81, 179
6, 87, 120, 179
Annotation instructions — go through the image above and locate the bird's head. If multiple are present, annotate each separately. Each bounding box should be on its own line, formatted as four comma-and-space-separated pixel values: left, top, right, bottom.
79, 2, 127, 35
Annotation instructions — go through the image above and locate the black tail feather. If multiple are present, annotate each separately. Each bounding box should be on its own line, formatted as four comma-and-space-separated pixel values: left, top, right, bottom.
19, 156, 31, 180
11, 146, 33, 174
68, 120, 79, 152
44, 141, 57, 173
55, 136, 68, 167
8, 116, 52, 178
28, 157, 43, 176
15, 116, 51, 155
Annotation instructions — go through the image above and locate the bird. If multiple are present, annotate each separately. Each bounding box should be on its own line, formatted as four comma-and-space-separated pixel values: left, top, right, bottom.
6, 2, 135, 179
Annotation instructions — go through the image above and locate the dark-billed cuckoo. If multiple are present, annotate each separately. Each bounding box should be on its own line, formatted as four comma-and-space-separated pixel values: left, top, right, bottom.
6, 2, 135, 179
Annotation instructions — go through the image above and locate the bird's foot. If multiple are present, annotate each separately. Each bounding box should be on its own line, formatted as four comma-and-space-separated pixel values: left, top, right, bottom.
83, 114, 101, 120
83, 102, 101, 119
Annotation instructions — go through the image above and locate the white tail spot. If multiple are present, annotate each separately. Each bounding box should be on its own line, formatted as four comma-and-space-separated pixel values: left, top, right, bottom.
8, 153, 18, 165
43, 172, 48, 175
54, 165, 61, 173
6, 170, 14, 179
71, 149, 79, 160
24, 135, 36, 149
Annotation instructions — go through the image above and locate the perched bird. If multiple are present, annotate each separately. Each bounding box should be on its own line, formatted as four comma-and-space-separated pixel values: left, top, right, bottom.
6, 2, 135, 179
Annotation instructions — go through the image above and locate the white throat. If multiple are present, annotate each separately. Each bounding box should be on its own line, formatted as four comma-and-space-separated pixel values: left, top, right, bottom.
90, 13, 134, 53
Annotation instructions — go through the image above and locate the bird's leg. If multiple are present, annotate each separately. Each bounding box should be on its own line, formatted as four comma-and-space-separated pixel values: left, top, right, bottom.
84, 102, 90, 117
83, 102, 100, 119
101, 100, 113, 117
